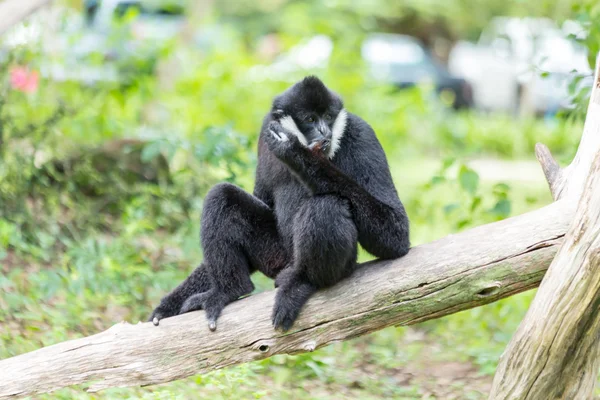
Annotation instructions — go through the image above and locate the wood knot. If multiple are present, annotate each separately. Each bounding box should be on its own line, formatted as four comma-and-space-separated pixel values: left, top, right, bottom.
303, 340, 317, 352
476, 282, 502, 297
259, 344, 269, 353
252, 339, 276, 354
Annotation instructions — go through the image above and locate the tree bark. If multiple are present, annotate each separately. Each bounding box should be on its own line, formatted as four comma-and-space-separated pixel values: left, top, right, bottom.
0, 0, 52, 36
489, 56, 600, 399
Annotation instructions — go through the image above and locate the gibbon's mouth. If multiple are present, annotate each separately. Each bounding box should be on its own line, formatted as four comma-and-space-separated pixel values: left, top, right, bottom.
309, 138, 331, 155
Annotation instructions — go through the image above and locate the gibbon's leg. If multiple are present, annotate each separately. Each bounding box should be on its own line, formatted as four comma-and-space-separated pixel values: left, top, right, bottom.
149, 263, 211, 324
150, 183, 288, 329
272, 195, 357, 331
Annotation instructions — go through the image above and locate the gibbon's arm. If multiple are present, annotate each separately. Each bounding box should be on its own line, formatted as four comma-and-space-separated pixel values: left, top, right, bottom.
252, 140, 275, 208
266, 124, 410, 259
252, 179, 273, 208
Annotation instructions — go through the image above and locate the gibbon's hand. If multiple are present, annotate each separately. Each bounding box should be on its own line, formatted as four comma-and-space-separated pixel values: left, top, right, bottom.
265, 120, 304, 160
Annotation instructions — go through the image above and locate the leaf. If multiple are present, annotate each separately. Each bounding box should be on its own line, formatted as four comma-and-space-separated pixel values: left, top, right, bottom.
163, 140, 178, 163
568, 74, 585, 95
459, 165, 479, 195
430, 175, 446, 185
470, 196, 482, 213
493, 182, 510, 192
456, 218, 472, 230
140, 141, 162, 163
443, 203, 460, 215
493, 183, 510, 198
526, 196, 538, 204
169, 148, 188, 172
441, 157, 456, 171
490, 199, 512, 218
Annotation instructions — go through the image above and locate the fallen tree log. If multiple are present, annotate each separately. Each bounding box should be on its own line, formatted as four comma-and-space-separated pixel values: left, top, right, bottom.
0, 200, 572, 398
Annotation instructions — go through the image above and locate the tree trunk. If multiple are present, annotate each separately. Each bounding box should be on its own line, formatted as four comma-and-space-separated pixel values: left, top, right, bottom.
489, 56, 600, 399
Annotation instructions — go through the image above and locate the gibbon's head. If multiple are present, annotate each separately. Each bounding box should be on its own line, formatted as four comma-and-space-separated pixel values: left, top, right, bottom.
271, 76, 348, 158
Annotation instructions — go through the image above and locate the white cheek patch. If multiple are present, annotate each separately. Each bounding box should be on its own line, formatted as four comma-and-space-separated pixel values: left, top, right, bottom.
279, 116, 308, 146
329, 109, 348, 158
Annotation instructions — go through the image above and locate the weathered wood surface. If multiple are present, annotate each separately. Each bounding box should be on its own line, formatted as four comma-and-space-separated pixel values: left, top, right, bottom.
0, 200, 572, 399
0, 0, 52, 36
490, 155, 600, 399
490, 56, 600, 399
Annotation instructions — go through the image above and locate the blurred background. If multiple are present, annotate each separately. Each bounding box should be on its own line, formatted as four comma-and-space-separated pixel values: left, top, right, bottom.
0, 0, 598, 398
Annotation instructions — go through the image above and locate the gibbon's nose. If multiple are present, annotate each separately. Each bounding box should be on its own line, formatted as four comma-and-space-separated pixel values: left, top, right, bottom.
317, 121, 332, 139
318, 126, 332, 139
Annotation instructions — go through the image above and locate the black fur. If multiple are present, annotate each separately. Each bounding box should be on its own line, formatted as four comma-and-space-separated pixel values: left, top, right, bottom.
149, 76, 410, 331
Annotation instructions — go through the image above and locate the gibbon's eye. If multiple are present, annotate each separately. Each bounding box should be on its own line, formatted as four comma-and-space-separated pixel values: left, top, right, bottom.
307, 116, 315, 123
324, 114, 332, 121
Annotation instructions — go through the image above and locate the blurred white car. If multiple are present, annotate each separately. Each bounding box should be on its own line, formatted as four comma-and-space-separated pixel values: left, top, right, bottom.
448, 17, 591, 114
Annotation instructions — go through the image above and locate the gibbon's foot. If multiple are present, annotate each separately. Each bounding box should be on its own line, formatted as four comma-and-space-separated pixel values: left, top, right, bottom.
272, 280, 316, 332
180, 290, 230, 332
148, 301, 179, 326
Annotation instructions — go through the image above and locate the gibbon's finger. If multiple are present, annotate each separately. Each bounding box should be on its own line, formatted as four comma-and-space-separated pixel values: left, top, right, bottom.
269, 129, 289, 142
268, 129, 282, 140
208, 319, 217, 332
149, 309, 165, 326
277, 131, 289, 142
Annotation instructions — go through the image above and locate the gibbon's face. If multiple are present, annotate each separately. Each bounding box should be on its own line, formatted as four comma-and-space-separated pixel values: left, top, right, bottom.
272, 76, 348, 158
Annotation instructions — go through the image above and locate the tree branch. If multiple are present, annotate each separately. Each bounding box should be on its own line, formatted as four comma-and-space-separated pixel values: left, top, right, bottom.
534, 143, 562, 200
0, 200, 573, 399
534, 56, 600, 202
0, 0, 52, 36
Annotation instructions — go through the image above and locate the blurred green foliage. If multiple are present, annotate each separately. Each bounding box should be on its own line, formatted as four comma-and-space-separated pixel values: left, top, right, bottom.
216, 0, 577, 43
0, 0, 597, 398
